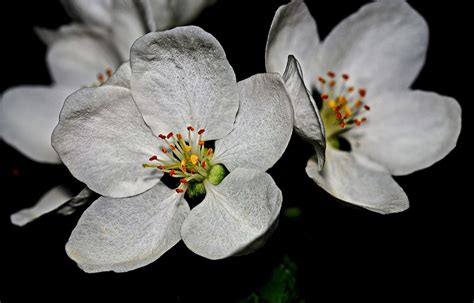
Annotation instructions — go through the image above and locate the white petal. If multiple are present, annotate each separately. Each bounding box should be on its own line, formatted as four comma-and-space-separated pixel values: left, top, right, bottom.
52, 65, 162, 198
66, 183, 189, 273
214, 73, 293, 172
317, 0, 428, 93
1, 85, 73, 163
109, 2, 146, 61
47, 24, 120, 87
141, 0, 215, 31
266, 0, 320, 88
306, 148, 408, 214
181, 168, 282, 260
61, 0, 114, 27
283, 55, 326, 170
10, 185, 74, 227
346, 90, 461, 176
130, 26, 239, 140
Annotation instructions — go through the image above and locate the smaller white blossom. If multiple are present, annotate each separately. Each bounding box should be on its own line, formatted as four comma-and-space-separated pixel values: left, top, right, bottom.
266, 0, 462, 214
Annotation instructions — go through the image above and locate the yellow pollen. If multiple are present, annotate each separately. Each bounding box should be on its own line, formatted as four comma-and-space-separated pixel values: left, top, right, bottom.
184, 145, 192, 152
180, 160, 187, 173
190, 154, 199, 165
344, 106, 353, 116
338, 96, 347, 105
328, 100, 337, 108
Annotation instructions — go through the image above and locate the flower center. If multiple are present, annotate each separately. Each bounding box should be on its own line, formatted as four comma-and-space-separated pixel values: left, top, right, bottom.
317, 71, 371, 149
143, 126, 227, 197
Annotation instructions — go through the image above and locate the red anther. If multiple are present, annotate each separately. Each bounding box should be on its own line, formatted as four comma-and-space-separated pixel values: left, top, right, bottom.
198, 128, 205, 135
329, 80, 336, 87
361, 117, 367, 122
207, 148, 213, 156
177, 133, 183, 140
170, 145, 176, 150
202, 161, 207, 169
355, 100, 363, 107
318, 77, 326, 84
176, 188, 185, 193
106, 68, 113, 77
198, 140, 204, 146
159, 134, 166, 139
167, 132, 174, 139
161, 147, 167, 153
187, 126, 195, 131
180, 178, 188, 184
327, 71, 336, 78
347, 86, 354, 93
364, 105, 371, 111
97, 73, 105, 82
321, 94, 329, 100
336, 112, 342, 119
355, 119, 361, 126
334, 106, 341, 112
342, 74, 349, 80
359, 88, 366, 97
158, 165, 165, 170
169, 169, 176, 176
190, 169, 195, 174
339, 122, 346, 128
149, 155, 158, 161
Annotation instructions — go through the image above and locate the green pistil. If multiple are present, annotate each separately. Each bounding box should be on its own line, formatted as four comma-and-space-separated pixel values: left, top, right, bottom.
208, 164, 228, 185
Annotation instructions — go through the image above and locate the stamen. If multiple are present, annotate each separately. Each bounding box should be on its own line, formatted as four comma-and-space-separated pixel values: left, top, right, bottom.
149, 155, 158, 161
167, 132, 174, 139
358, 88, 366, 97
176, 188, 185, 193
159, 134, 166, 139
364, 105, 370, 111
106, 68, 113, 77
327, 71, 336, 78
161, 147, 167, 153
198, 129, 205, 135
97, 73, 105, 83
321, 94, 329, 100
190, 155, 199, 165
319, 77, 326, 84
339, 122, 346, 128
187, 126, 195, 131
342, 74, 349, 81
180, 160, 187, 173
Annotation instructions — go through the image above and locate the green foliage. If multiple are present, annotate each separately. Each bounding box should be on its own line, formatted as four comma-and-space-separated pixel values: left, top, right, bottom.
240, 255, 304, 303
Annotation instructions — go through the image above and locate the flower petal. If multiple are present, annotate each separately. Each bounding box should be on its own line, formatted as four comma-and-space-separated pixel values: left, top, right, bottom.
306, 148, 408, 214
345, 90, 461, 176
317, 0, 428, 93
213, 73, 293, 172
181, 168, 282, 260
109, 2, 146, 61
283, 55, 326, 170
52, 64, 161, 198
130, 26, 239, 140
1, 85, 72, 163
61, 0, 114, 28
66, 183, 189, 273
47, 24, 120, 87
266, 0, 320, 88
10, 185, 74, 227
141, 0, 215, 31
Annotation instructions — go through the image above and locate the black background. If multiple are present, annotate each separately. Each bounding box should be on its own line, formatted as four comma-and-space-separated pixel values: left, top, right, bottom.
1, 1, 472, 302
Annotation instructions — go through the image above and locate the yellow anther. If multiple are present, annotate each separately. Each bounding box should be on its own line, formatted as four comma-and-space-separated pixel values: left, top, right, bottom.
328, 100, 337, 108
190, 154, 199, 165
338, 96, 347, 105
184, 145, 192, 152
344, 106, 353, 117
180, 159, 187, 173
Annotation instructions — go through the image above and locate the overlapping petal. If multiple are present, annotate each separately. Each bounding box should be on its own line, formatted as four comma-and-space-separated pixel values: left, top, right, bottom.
282, 55, 325, 170
316, 0, 428, 93
181, 168, 282, 260
346, 90, 461, 176
52, 64, 161, 198
266, 0, 320, 88
131, 26, 239, 140
306, 148, 408, 214
213, 73, 293, 172
66, 182, 189, 273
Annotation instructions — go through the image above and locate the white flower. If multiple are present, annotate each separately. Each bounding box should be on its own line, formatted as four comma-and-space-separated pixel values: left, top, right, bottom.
266, 0, 461, 214
2, 0, 214, 226
51, 26, 293, 272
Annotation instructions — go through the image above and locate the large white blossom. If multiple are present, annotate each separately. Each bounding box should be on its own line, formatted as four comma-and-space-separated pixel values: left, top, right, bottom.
2, 0, 215, 226
266, 0, 461, 214
51, 26, 293, 272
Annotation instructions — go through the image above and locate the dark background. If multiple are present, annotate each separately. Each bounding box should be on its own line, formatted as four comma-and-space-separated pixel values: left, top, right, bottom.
1, 1, 472, 302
